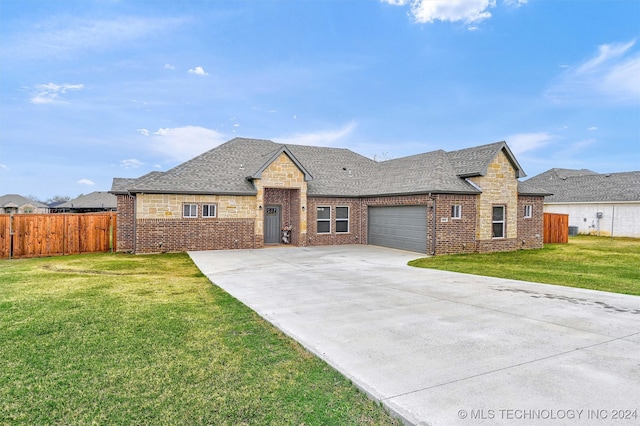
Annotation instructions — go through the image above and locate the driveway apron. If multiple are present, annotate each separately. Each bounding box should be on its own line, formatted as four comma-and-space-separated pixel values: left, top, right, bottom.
189, 245, 640, 426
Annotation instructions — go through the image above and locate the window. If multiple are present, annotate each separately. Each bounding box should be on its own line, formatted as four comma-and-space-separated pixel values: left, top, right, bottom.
335, 206, 349, 233
183, 204, 198, 218
451, 204, 462, 219
524, 205, 532, 218
492, 206, 505, 238
316, 206, 331, 234
202, 204, 217, 218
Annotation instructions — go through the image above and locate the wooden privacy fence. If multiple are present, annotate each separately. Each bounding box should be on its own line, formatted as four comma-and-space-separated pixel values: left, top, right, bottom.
543, 212, 569, 244
0, 213, 116, 259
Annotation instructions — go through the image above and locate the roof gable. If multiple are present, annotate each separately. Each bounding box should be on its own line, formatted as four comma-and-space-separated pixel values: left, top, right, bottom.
447, 141, 526, 178
249, 145, 313, 181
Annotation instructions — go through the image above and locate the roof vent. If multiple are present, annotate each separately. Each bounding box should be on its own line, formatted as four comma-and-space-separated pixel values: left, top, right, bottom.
239, 163, 245, 171
605, 173, 611, 177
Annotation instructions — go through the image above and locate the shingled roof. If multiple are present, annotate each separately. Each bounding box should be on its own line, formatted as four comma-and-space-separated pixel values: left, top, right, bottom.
525, 169, 640, 202
112, 137, 541, 197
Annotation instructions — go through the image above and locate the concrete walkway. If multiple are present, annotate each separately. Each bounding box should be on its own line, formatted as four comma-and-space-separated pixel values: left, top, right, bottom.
189, 245, 640, 426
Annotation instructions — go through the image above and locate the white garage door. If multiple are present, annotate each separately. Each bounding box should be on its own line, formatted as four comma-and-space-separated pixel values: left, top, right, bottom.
367, 205, 428, 253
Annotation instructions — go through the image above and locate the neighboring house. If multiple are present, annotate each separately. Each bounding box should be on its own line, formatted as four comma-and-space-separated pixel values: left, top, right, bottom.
0, 194, 49, 214
525, 168, 640, 238
51, 191, 117, 213
111, 137, 548, 254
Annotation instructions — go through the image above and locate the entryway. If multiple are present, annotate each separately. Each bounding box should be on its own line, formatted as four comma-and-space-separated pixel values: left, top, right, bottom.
264, 205, 281, 244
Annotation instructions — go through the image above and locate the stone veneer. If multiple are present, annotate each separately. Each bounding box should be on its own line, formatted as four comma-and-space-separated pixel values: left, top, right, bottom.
468, 149, 520, 252
254, 152, 308, 246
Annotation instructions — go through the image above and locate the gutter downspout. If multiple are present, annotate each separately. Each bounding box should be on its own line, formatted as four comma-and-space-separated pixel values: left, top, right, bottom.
429, 193, 436, 256
128, 191, 137, 254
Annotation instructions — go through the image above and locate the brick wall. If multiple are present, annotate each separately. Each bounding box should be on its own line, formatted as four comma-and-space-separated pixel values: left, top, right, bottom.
517, 195, 544, 250
135, 218, 255, 253
432, 194, 478, 255
307, 197, 364, 246
116, 194, 135, 252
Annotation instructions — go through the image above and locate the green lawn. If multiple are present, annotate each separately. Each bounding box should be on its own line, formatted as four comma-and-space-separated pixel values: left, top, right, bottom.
409, 235, 640, 295
0, 253, 400, 425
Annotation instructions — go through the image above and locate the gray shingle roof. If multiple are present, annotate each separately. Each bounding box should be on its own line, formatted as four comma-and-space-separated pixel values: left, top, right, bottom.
112, 137, 541, 197
447, 141, 526, 178
57, 191, 117, 209
0, 194, 49, 208
525, 169, 640, 202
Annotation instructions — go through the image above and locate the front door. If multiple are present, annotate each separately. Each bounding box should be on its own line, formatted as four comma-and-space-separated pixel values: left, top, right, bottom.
264, 205, 281, 244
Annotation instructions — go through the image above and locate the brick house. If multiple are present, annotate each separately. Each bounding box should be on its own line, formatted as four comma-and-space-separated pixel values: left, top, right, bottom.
111, 137, 547, 254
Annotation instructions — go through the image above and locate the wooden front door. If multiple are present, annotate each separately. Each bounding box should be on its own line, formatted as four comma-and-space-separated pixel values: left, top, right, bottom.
264, 205, 281, 244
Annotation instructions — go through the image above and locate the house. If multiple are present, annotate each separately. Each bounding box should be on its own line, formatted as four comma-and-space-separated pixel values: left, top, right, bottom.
525, 168, 640, 238
111, 137, 548, 254
51, 191, 117, 213
0, 194, 49, 214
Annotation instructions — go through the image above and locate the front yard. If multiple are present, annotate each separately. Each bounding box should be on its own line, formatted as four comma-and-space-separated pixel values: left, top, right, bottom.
0, 253, 400, 425
409, 235, 640, 295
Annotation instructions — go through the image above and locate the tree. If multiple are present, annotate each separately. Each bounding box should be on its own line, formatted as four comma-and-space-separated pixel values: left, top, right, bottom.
46, 195, 71, 204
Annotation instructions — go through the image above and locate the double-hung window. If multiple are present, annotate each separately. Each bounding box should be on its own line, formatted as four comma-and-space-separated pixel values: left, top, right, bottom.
317, 206, 331, 234
492, 206, 505, 238
202, 204, 217, 218
183, 204, 198, 218
335, 206, 349, 233
451, 204, 462, 220
524, 205, 532, 218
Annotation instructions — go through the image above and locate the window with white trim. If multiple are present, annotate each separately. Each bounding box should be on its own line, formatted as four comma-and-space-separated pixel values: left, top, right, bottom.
451, 204, 462, 219
183, 204, 198, 218
202, 204, 217, 218
492, 205, 505, 238
524, 204, 532, 218
335, 206, 349, 233
316, 206, 330, 234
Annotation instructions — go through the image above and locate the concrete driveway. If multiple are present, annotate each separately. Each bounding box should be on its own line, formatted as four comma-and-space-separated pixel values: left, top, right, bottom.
189, 245, 640, 426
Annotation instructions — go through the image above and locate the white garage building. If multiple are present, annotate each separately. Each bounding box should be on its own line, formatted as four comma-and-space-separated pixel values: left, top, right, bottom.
526, 169, 640, 238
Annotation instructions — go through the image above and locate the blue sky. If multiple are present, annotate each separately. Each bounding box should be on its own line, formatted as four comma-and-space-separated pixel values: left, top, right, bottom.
1, 0, 639, 201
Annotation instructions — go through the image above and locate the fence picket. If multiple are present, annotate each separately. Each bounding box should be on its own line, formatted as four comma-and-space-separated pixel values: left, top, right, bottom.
0, 213, 117, 259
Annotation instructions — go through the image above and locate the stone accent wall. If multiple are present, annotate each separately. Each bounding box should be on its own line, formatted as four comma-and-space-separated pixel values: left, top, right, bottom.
116, 194, 135, 252
254, 153, 308, 246
469, 150, 519, 252
135, 218, 254, 253
136, 194, 256, 219
517, 195, 544, 249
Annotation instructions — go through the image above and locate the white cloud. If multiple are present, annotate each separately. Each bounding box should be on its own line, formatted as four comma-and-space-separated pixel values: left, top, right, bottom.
505, 132, 555, 156
0, 164, 8, 170
384, 0, 497, 24
148, 126, 226, 161
546, 39, 640, 104
164, 64, 176, 70
588, 126, 598, 131
504, 0, 528, 7
188, 66, 209, 76
4, 16, 184, 60
120, 159, 145, 169
274, 121, 358, 147
137, 128, 150, 136
30, 83, 84, 104
77, 179, 95, 185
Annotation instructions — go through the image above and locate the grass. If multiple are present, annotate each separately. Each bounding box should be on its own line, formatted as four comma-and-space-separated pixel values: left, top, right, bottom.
409, 235, 640, 295
0, 253, 401, 425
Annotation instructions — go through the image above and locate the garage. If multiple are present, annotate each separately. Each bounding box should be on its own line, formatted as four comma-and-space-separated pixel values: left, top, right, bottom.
367, 205, 428, 253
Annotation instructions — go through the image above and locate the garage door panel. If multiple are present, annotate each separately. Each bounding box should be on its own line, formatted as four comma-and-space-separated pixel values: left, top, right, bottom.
368, 206, 428, 253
